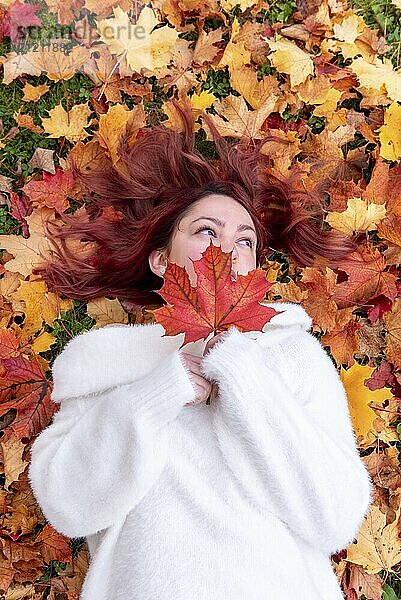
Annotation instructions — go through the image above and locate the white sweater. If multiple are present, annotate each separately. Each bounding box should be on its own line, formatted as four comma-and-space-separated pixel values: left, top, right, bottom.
28, 301, 373, 600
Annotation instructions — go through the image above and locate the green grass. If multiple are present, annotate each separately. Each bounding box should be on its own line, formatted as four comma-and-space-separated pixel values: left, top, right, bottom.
0, 72, 93, 177
350, 0, 401, 66
39, 300, 97, 369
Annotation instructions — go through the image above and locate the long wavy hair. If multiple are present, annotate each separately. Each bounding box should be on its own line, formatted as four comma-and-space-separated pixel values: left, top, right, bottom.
32, 99, 360, 309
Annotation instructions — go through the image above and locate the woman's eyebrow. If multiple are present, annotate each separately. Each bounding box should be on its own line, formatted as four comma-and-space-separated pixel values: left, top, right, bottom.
191, 216, 256, 235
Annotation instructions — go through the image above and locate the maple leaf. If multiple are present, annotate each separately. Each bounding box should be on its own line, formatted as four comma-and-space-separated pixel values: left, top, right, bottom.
262, 36, 315, 87
0, 353, 57, 440
36, 523, 72, 563
0, 207, 59, 277
326, 197, 387, 235
332, 244, 398, 309
216, 16, 251, 72
192, 28, 224, 66
41, 102, 92, 143
0, 433, 28, 490
201, 94, 276, 140
33, 45, 90, 82
349, 55, 401, 103
378, 101, 401, 161
230, 65, 281, 111
21, 82, 50, 102
151, 240, 282, 345
345, 503, 401, 573
22, 167, 74, 214
340, 361, 393, 447
96, 5, 178, 74
97, 102, 146, 168
4, 0, 42, 46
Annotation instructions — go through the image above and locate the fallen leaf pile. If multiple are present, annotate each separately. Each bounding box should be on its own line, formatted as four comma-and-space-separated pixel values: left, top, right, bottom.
0, 0, 400, 597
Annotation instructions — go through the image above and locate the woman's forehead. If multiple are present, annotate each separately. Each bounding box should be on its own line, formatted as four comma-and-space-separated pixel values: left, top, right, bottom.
183, 194, 253, 223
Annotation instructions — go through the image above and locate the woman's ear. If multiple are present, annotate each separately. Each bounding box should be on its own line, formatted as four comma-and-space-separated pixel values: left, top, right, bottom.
148, 249, 167, 276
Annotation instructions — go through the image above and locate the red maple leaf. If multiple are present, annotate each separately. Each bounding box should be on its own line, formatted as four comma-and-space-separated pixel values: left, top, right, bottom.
151, 240, 283, 345
3, 0, 42, 46
22, 167, 75, 214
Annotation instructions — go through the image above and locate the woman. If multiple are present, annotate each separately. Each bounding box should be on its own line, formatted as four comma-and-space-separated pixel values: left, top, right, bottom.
28, 100, 373, 599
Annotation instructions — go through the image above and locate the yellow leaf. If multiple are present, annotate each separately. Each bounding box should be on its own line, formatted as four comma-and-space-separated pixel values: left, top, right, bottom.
378, 101, 401, 161
332, 13, 367, 43
22, 83, 50, 102
312, 88, 343, 118
193, 28, 224, 66
41, 102, 91, 143
32, 45, 90, 82
97, 5, 178, 74
0, 207, 60, 279
0, 435, 29, 491
201, 94, 274, 139
97, 6, 154, 71
346, 504, 401, 574
97, 103, 146, 167
0, 271, 20, 299
86, 297, 129, 327
190, 91, 217, 110
0, 228, 49, 278
339, 362, 393, 446
149, 24, 180, 69
295, 74, 343, 117
295, 74, 334, 104
219, 0, 257, 12
263, 36, 314, 87
31, 330, 57, 354
1, 50, 43, 84
217, 16, 252, 71
230, 65, 279, 110
12, 279, 67, 337
349, 56, 401, 103
326, 197, 387, 235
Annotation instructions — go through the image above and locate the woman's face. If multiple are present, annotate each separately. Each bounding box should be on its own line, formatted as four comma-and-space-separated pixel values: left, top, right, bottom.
149, 194, 258, 286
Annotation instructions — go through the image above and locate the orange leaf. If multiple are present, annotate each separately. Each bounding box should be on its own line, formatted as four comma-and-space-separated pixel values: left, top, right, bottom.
36, 523, 72, 564
152, 240, 282, 344
22, 167, 74, 214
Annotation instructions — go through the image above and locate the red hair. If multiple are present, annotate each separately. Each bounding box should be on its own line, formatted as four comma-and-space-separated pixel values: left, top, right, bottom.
32, 99, 360, 309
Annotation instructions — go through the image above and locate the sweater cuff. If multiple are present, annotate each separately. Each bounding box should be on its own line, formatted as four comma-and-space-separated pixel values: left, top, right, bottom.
200, 326, 258, 383
108, 349, 197, 428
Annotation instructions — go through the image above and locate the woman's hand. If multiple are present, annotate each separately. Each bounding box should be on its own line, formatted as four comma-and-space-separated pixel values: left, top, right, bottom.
203, 331, 228, 356
181, 353, 213, 405
202, 331, 228, 402
181, 331, 228, 405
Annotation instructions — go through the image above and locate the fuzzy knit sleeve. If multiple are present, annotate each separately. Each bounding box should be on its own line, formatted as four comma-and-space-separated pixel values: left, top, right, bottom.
28, 340, 196, 539
200, 327, 374, 558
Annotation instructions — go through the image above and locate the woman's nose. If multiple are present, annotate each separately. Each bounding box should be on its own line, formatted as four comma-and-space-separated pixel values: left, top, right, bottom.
213, 238, 239, 259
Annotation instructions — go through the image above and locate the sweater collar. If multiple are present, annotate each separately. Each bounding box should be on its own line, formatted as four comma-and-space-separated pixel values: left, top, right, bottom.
179, 301, 312, 356
253, 301, 313, 343
188, 301, 312, 354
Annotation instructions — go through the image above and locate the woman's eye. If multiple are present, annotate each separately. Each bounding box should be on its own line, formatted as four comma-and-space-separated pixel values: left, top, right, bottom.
194, 226, 254, 248
195, 226, 215, 236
